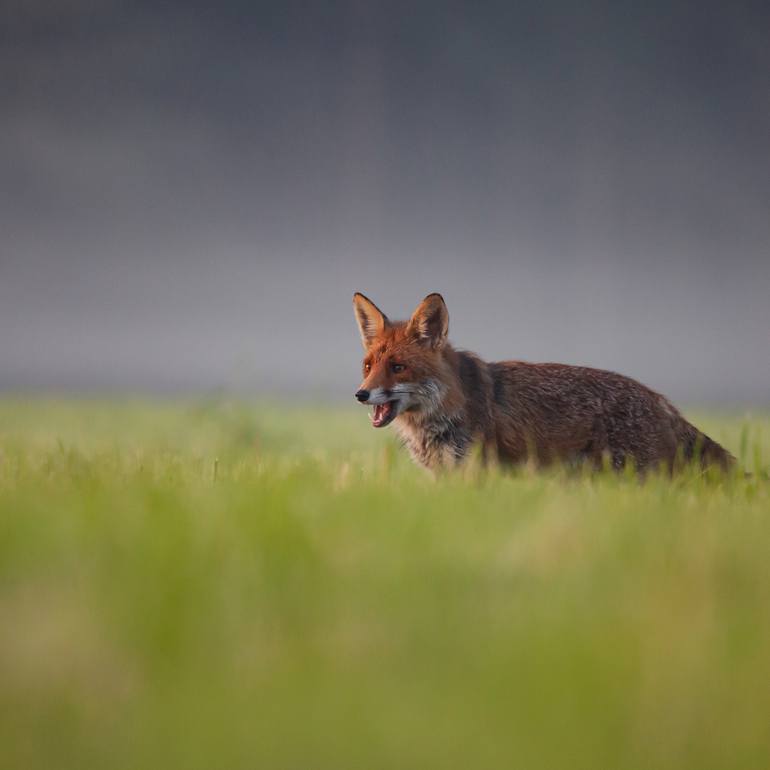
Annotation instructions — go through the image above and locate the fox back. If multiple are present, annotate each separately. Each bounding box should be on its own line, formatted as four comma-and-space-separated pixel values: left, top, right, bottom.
352, 292, 735, 474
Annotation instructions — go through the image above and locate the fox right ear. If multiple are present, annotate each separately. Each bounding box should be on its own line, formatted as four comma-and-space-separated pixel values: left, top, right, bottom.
353, 292, 388, 348
407, 293, 448, 349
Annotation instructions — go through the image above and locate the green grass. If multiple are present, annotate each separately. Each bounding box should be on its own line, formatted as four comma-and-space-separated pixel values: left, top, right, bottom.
1, 398, 769, 770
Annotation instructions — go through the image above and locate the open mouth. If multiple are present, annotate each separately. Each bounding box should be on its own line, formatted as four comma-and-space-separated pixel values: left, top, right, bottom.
370, 400, 398, 428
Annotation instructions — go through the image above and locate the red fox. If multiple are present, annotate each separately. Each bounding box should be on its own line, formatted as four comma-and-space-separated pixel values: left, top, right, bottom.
353, 292, 735, 473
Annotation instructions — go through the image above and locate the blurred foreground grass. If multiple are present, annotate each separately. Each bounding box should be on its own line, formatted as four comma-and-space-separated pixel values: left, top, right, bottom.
1, 398, 769, 770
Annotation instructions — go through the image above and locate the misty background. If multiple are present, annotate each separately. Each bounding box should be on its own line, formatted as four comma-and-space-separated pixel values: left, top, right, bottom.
1, 0, 768, 404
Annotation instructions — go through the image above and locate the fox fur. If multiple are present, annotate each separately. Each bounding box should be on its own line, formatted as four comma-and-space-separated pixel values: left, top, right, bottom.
353, 292, 735, 474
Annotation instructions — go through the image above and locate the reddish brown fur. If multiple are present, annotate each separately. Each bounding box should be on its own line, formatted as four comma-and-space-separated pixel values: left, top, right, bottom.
353, 292, 735, 474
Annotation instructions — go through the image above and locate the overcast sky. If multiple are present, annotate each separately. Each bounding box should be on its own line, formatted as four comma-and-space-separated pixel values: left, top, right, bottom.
1, 0, 768, 403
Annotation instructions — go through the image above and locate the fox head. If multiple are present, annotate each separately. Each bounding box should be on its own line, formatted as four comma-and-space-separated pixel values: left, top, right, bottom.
352, 292, 451, 428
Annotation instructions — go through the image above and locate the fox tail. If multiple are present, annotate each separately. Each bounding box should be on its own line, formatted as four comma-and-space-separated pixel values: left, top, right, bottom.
675, 418, 735, 471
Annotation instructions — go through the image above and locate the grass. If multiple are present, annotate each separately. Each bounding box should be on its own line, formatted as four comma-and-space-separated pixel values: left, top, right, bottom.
0, 398, 769, 770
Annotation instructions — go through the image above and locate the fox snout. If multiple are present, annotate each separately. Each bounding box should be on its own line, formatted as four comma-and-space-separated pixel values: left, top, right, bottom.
354, 387, 392, 405
354, 386, 400, 428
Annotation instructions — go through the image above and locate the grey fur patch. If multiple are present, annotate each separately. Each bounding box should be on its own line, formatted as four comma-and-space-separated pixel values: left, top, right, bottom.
390, 379, 446, 416
364, 387, 392, 405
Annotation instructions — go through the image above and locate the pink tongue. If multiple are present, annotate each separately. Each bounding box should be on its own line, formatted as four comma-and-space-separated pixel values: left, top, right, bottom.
373, 403, 392, 425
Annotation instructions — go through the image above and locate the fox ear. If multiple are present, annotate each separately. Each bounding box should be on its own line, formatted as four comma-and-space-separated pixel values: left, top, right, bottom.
407, 293, 449, 349
353, 292, 388, 348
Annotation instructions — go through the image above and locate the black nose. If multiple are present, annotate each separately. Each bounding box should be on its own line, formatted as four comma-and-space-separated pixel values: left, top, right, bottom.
355, 389, 370, 403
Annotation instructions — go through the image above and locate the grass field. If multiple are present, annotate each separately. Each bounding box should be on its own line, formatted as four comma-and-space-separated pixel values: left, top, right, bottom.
1, 398, 769, 770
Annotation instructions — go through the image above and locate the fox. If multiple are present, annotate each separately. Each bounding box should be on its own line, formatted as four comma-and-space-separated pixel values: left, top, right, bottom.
352, 292, 735, 474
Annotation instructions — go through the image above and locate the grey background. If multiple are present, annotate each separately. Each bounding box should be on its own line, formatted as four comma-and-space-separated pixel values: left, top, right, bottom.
1, 1, 768, 404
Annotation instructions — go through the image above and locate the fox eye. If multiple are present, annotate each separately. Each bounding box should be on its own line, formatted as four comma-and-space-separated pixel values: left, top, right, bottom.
364, 362, 371, 373
391, 363, 406, 373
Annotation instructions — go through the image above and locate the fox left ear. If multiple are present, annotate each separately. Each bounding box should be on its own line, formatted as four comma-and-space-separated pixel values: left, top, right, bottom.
407, 293, 449, 349
353, 292, 389, 348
